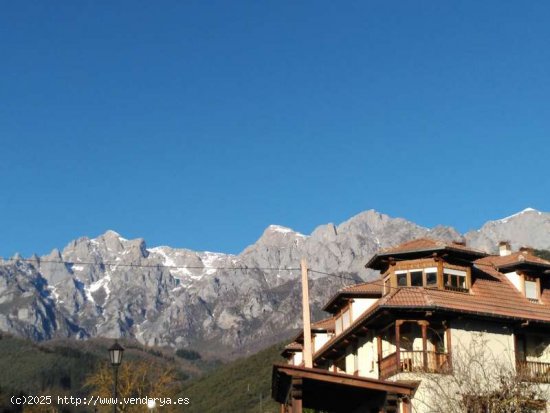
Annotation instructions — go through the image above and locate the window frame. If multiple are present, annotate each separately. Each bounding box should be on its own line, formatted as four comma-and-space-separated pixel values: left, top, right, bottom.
334, 301, 353, 335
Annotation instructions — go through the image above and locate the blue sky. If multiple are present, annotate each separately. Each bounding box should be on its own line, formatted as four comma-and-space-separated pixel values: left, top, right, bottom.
1, 1, 549, 257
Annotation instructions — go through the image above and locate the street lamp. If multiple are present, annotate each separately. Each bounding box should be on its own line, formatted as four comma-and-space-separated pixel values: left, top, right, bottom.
108, 340, 124, 413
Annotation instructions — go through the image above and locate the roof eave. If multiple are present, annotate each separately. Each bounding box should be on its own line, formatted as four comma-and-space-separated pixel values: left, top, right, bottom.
366, 246, 488, 269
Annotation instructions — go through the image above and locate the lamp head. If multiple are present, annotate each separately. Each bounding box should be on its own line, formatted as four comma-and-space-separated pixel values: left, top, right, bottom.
108, 341, 124, 366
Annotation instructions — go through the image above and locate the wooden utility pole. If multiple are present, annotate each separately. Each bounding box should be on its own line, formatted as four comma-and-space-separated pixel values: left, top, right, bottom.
301, 258, 313, 368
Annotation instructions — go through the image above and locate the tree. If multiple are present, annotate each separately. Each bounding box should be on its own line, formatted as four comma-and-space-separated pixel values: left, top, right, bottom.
415, 333, 548, 413
85, 361, 182, 412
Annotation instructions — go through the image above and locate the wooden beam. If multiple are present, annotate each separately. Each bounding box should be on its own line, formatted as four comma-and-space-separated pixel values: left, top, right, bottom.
291, 376, 303, 413
445, 323, 452, 371
301, 259, 313, 368
421, 322, 428, 371
278, 368, 416, 395
402, 397, 411, 413
437, 259, 444, 289
377, 334, 383, 377
395, 321, 401, 374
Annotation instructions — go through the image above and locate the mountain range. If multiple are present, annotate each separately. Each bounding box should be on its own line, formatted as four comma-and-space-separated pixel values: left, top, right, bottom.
1, 208, 549, 357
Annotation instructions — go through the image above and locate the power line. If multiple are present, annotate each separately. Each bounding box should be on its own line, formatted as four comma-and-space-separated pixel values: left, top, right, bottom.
0, 255, 501, 294
308, 269, 358, 282
0, 257, 300, 272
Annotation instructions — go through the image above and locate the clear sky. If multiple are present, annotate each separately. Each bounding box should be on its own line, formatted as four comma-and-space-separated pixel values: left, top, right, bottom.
1, 1, 549, 257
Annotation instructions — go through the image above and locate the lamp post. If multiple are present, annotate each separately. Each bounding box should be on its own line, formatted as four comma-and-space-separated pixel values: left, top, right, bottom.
108, 341, 124, 413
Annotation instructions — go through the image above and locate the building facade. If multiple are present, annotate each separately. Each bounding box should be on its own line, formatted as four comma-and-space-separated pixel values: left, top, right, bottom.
272, 239, 550, 412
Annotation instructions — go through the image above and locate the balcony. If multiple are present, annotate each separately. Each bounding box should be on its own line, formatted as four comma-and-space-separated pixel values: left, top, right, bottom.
516, 360, 550, 383
380, 350, 451, 379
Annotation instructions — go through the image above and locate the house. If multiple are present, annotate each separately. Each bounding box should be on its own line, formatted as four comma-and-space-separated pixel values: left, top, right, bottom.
272, 239, 550, 412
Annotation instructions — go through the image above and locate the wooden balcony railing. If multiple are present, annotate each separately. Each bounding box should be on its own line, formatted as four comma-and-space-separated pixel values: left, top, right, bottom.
516, 360, 550, 383
379, 351, 451, 379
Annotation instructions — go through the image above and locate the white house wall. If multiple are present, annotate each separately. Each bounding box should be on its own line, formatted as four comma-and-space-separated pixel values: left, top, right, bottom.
505, 271, 522, 292
351, 298, 378, 323
345, 344, 355, 374
292, 351, 303, 366
357, 334, 378, 378
313, 332, 330, 353
450, 320, 515, 369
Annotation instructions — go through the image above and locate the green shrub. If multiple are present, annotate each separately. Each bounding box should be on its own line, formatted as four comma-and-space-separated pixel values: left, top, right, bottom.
175, 349, 202, 360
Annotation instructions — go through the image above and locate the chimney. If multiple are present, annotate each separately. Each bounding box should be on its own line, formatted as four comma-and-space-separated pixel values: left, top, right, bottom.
499, 241, 512, 256
519, 246, 534, 255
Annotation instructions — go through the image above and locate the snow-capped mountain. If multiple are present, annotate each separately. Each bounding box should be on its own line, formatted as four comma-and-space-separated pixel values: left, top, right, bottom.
0, 208, 549, 356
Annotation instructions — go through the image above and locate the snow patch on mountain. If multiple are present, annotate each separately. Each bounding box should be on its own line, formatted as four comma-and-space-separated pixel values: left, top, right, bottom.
497, 208, 542, 224
1, 209, 550, 354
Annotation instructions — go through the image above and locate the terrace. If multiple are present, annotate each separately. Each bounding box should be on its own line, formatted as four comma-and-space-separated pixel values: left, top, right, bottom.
378, 320, 452, 379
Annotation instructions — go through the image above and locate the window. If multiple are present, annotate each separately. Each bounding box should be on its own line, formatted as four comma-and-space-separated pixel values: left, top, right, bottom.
426, 269, 437, 286
392, 265, 469, 291
396, 272, 408, 286
444, 269, 467, 291
525, 276, 538, 300
411, 271, 423, 286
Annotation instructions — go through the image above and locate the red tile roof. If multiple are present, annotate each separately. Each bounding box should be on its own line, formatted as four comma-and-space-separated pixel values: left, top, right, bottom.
341, 281, 383, 295
312, 317, 335, 331
365, 238, 488, 270
378, 238, 486, 255
476, 252, 550, 270
284, 342, 303, 351
323, 281, 383, 312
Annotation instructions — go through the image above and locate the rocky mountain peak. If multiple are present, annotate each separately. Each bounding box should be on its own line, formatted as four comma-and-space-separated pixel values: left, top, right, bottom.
465, 208, 549, 252
1, 208, 550, 356
495, 207, 543, 224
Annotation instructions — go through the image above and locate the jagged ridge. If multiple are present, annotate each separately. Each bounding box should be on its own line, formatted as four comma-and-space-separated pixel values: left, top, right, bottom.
0, 208, 549, 356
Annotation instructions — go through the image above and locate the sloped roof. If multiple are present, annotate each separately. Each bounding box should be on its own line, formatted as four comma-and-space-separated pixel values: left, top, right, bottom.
323, 281, 383, 312
379, 238, 486, 255
365, 238, 488, 270
291, 316, 336, 345
381, 276, 550, 322
342, 281, 383, 294
312, 317, 335, 331
476, 252, 550, 271
281, 341, 303, 358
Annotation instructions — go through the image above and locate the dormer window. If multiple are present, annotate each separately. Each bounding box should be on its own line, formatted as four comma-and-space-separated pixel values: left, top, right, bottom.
383, 262, 471, 295
396, 271, 407, 286
411, 271, 423, 286
524, 276, 539, 302
426, 269, 438, 286
443, 269, 467, 291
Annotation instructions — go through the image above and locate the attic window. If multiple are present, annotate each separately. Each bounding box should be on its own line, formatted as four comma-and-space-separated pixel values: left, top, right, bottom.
444, 269, 467, 291
411, 271, 423, 286
392, 268, 440, 289
525, 276, 539, 301
426, 269, 437, 286
396, 271, 407, 286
